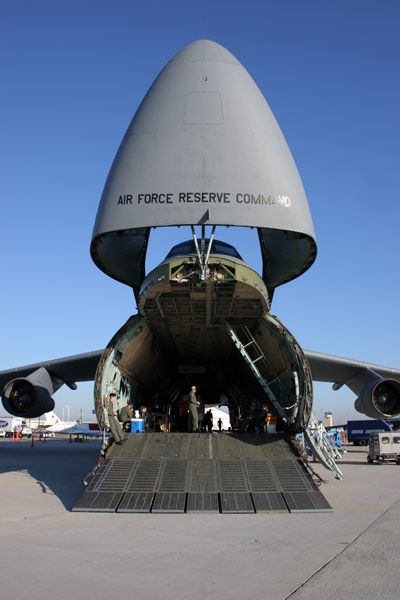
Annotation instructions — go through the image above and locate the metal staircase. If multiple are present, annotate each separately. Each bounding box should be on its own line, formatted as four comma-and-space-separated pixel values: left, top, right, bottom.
303, 412, 343, 480
222, 319, 343, 481
222, 319, 287, 420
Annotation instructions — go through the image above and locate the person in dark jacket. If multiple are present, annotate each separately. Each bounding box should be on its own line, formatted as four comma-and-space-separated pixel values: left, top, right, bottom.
251, 405, 268, 433
204, 409, 213, 432
239, 403, 267, 433
197, 395, 205, 432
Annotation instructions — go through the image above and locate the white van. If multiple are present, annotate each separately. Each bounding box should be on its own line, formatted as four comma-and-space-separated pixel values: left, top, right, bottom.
367, 431, 400, 464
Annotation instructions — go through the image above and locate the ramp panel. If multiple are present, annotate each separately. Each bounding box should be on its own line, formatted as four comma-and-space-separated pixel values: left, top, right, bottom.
271, 459, 318, 492
118, 492, 155, 513
189, 460, 218, 492
217, 460, 249, 492
283, 491, 333, 513
157, 460, 190, 492
187, 493, 220, 513
220, 492, 254, 513
152, 492, 186, 513
252, 492, 289, 513
72, 491, 123, 512
74, 433, 331, 513
125, 460, 163, 492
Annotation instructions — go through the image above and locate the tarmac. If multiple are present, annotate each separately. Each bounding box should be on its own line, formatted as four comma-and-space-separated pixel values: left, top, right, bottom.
0, 436, 399, 600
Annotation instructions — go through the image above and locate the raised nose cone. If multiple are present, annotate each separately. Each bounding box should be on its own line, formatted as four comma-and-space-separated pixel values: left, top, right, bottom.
168, 39, 241, 65
91, 40, 317, 292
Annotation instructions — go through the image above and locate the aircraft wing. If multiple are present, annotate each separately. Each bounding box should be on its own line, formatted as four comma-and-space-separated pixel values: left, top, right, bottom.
1, 347, 400, 392
1, 347, 400, 423
304, 349, 400, 385
56, 423, 107, 437
0, 350, 104, 391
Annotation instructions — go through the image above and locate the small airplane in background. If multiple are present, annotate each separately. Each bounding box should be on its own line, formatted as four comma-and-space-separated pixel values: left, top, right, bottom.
42, 411, 106, 439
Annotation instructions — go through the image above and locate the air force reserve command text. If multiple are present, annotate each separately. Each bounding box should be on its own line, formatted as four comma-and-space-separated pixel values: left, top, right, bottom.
117, 193, 291, 207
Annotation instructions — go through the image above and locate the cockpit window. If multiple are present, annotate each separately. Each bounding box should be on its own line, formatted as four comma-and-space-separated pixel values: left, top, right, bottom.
166, 241, 194, 256
165, 239, 242, 260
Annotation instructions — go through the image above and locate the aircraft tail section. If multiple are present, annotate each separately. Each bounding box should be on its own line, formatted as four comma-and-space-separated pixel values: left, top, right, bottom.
44, 411, 68, 431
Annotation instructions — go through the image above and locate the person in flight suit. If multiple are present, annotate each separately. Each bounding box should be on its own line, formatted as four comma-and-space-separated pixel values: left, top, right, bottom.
188, 386, 200, 432
107, 393, 126, 444
118, 402, 134, 431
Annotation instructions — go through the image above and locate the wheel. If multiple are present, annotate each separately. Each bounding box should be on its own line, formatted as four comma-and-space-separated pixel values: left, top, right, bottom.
367, 456, 373, 463
377, 457, 382, 465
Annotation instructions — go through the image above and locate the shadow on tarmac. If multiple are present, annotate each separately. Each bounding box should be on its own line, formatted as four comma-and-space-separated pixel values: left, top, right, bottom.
0, 437, 101, 510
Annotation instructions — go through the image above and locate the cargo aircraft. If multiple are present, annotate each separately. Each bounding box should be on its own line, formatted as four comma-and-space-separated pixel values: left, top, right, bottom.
1, 40, 400, 436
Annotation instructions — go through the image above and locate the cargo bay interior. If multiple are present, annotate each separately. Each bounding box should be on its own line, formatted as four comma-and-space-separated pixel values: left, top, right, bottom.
94, 240, 312, 435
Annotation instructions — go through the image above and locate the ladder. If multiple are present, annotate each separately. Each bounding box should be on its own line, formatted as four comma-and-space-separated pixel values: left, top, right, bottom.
303, 412, 343, 480
222, 319, 287, 420
223, 319, 343, 480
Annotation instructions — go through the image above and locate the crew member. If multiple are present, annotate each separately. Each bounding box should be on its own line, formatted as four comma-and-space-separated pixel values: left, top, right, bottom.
238, 403, 256, 432
140, 405, 155, 430
119, 402, 134, 431
239, 403, 268, 433
252, 404, 268, 433
188, 386, 199, 432
107, 393, 126, 444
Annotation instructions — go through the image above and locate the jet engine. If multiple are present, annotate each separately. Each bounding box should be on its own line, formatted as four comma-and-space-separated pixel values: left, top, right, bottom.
354, 374, 400, 420
2, 367, 55, 418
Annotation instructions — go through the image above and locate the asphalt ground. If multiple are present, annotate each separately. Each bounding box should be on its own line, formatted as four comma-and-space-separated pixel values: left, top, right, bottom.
0, 437, 399, 600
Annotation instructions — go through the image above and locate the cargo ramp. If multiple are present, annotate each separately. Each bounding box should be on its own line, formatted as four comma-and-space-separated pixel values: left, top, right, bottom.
73, 432, 332, 514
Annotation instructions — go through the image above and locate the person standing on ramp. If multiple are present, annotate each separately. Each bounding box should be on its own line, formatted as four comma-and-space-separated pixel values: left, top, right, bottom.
107, 393, 126, 445
188, 386, 199, 432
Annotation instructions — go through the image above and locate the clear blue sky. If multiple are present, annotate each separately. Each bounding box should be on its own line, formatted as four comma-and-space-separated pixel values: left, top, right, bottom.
2, 0, 399, 423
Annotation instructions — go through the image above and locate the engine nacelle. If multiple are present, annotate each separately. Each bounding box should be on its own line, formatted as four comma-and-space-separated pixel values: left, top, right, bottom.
2, 367, 55, 418
354, 377, 400, 420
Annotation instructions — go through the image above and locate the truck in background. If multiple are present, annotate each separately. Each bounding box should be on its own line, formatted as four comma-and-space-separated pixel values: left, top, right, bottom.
367, 431, 400, 464
347, 419, 392, 446
0, 416, 33, 437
